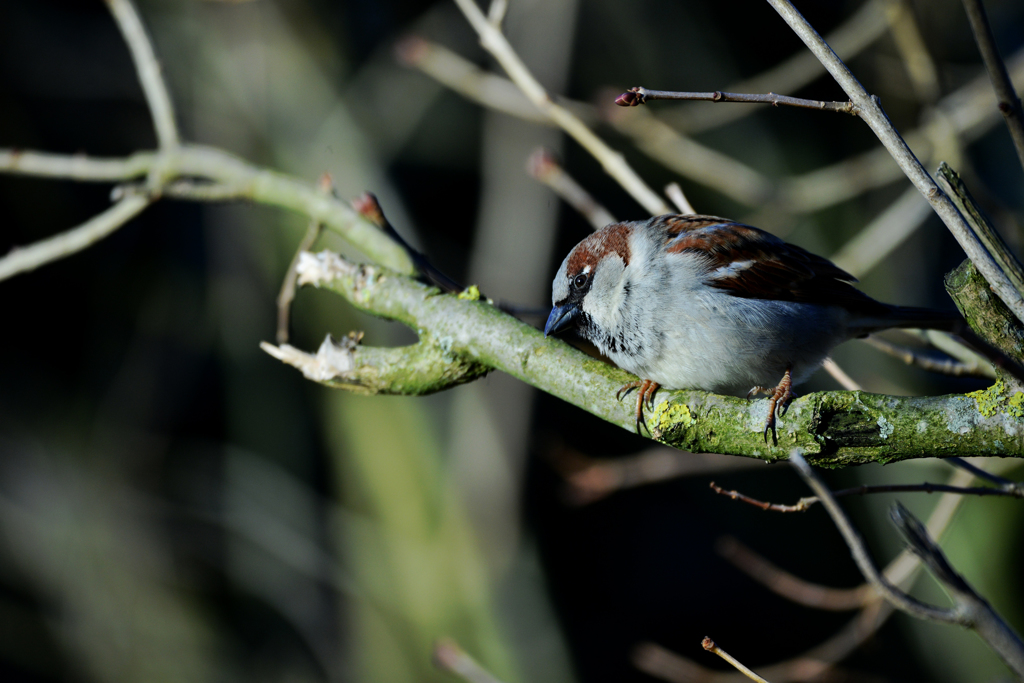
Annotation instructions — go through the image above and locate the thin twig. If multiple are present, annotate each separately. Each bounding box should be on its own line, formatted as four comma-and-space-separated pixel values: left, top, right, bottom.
863, 335, 995, 378
716, 536, 875, 611
615, 87, 855, 115
0, 145, 415, 279
947, 458, 1024, 495
789, 450, 963, 623
889, 501, 1024, 677
485, 0, 507, 26
637, 604, 888, 683
766, 0, 1024, 325
701, 638, 770, 683
710, 481, 816, 512
661, 0, 890, 134
829, 185, 932, 277
711, 479, 1023, 515
549, 445, 761, 505
664, 183, 695, 215
104, 0, 179, 152
960, 0, 1024, 173
527, 148, 616, 230
277, 221, 324, 344
450, 0, 670, 215
880, 0, 940, 103
0, 195, 151, 281
277, 173, 334, 343
640, 467, 981, 683
604, 105, 774, 207
821, 358, 862, 391
433, 638, 507, 683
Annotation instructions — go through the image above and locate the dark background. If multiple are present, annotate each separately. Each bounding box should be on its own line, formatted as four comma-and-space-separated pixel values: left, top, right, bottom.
1, 1, 1023, 682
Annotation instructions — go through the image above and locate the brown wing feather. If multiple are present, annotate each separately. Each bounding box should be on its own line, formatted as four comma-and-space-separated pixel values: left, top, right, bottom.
656, 215, 888, 315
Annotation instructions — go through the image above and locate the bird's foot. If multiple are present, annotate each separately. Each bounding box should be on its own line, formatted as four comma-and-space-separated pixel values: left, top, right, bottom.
616, 379, 660, 435
746, 366, 794, 445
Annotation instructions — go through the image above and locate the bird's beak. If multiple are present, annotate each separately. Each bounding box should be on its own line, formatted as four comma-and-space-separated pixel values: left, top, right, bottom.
544, 302, 579, 336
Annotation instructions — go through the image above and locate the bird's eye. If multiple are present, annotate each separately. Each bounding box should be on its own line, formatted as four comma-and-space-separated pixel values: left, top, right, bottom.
573, 273, 589, 289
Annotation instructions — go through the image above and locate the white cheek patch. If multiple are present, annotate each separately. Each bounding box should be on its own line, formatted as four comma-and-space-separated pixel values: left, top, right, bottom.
551, 257, 570, 303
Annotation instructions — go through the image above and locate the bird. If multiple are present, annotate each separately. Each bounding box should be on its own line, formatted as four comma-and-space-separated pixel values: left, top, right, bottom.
543, 213, 967, 441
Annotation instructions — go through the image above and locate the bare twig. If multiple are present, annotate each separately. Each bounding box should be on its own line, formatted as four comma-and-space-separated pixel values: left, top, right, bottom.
450, 0, 670, 215
395, 37, 551, 124
889, 501, 1024, 677
766, 0, 1024, 324
948, 457, 1024, 495
711, 478, 1023, 514
104, 0, 179, 152
637, 603, 889, 683
0, 195, 151, 281
485, 0, 507, 27
716, 536, 874, 611
960, 0, 1024, 173
863, 335, 996, 378
604, 105, 774, 207
789, 450, 962, 624
615, 87, 855, 115
433, 638, 507, 683
710, 481, 816, 512
821, 358, 861, 391
701, 637, 770, 683
828, 186, 932, 277
664, 183, 696, 215
913, 329, 997, 378
527, 149, 616, 230
662, 0, 890, 134
549, 446, 758, 505
0, 145, 415, 279
640, 466, 983, 682
277, 220, 324, 344
277, 172, 336, 343
880, 0, 940, 103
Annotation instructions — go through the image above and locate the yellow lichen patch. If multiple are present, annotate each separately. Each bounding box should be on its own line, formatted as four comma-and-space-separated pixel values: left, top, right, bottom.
651, 400, 693, 434
457, 285, 481, 301
1007, 390, 1024, 419
966, 378, 1024, 418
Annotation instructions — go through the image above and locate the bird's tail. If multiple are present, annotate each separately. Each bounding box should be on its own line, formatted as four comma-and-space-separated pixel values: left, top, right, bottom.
879, 305, 963, 333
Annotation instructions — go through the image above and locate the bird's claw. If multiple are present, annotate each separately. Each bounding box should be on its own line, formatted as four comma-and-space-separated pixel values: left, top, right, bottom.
749, 367, 794, 446
616, 379, 660, 435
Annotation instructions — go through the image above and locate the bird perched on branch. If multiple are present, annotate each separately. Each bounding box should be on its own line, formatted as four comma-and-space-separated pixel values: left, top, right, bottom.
544, 214, 969, 441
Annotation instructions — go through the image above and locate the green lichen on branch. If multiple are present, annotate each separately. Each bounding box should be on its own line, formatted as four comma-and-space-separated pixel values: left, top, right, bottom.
261, 332, 488, 396
946, 259, 1024, 379
264, 249, 1024, 467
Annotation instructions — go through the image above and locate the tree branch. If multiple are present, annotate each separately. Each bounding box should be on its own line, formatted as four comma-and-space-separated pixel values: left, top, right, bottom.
0, 194, 151, 280
765, 0, 1024, 325
526, 148, 616, 230
449, 0, 671, 215
862, 334, 996, 379
0, 146, 415, 279
889, 501, 1024, 677
104, 0, 179, 153
789, 451, 961, 624
792, 450, 1024, 676
960, 0, 1024, 173
271, 249, 1024, 466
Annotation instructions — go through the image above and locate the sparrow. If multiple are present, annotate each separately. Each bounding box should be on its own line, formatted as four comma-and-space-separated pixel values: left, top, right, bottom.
544, 214, 964, 441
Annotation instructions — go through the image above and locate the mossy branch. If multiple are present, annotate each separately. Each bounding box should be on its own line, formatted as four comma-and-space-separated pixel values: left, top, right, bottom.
264, 250, 1024, 468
